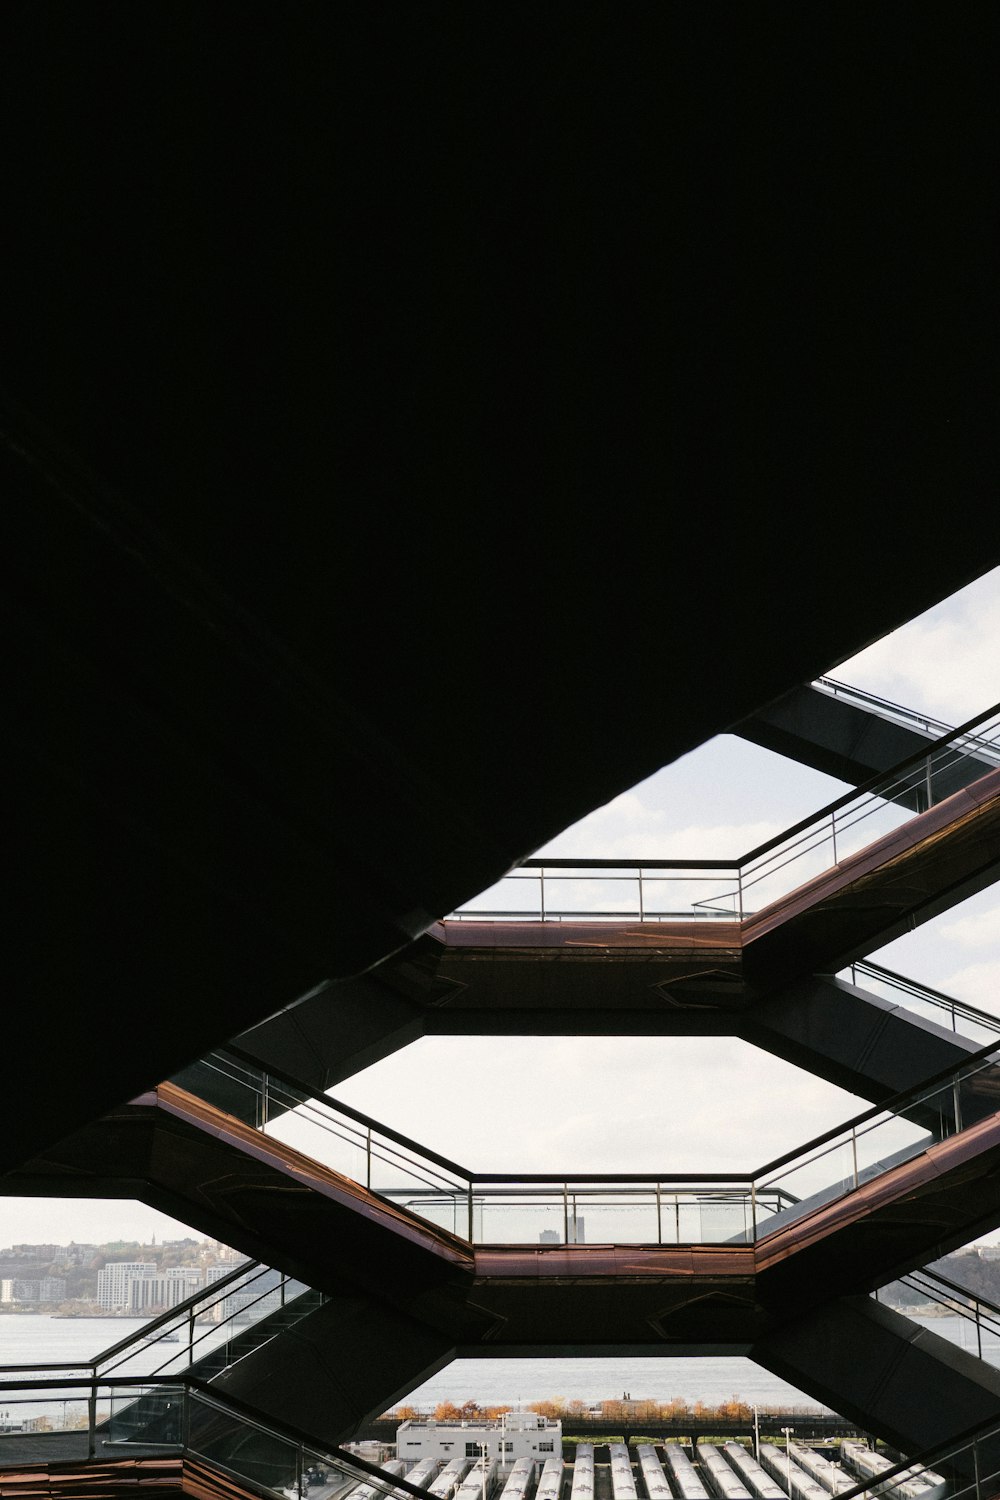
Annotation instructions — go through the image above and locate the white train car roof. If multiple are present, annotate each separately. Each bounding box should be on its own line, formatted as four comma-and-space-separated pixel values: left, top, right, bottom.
399, 1459, 445, 1497
428, 1460, 474, 1500
719, 1443, 786, 1500
696, 1444, 752, 1500
662, 1443, 710, 1500
636, 1444, 672, 1500
500, 1458, 537, 1500
353, 1460, 407, 1500
536, 1457, 565, 1500
571, 1445, 595, 1500
786, 1444, 854, 1498
759, 1443, 830, 1500
840, 1442, 947, 1500
455, 1458, 500, 1500
609, 1444, 638, 1500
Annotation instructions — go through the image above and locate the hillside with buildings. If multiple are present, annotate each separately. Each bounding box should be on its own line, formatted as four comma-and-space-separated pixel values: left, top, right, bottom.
0, 1236, 247, 1315
5, 1237, 999, 1321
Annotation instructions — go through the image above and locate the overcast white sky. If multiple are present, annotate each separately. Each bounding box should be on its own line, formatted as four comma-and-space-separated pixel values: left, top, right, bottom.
3, 567, 998, 1250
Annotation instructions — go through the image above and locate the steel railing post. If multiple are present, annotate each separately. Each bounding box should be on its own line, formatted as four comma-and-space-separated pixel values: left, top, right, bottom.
831, 812, 838, 865
974, 1433, 982, 1500
563, 1184, 570, 1244
737, 867, 743, 921
638, 869, 644, 922
851, 1128, 859, 1190
750, 1181, 758, 1243
467, 1185, 474, 1243
656, 1183, 662, 1245
367, 1129, 372, 1191
262, 1072, 269, 1127
88, 1384, 97, 1460
539, 868, 545, 922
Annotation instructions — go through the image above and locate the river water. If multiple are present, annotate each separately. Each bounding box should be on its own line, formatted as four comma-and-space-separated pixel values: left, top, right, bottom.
399, 1310, 1000, 1409
1, 1312, 997, 1417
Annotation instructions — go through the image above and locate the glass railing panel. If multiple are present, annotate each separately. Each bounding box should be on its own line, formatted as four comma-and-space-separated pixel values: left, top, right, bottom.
451, 866, 743, 922
849, 1108, 934, 1181
836, 1415, 1000, 1500
97, 1263, 306, 1381
186, 1386, 300, 1492
186, 1390, 407, 1500
0, 1389, 95, 1442
472, 1186, 568, 1245
452, 869, 542, 917
263, 1088, 467, 1207
265, 1088, 371, 1186
755, 1135, 859, 1226
814, 677, 957, 738
758, 1114, 935, 1236
644, 871, 742, 920
301, 1445, 366, 1498
548, 1184, 660, 1244
843, 963, 1000, 1047
184, 1053, 468, 1221
543, 870, 651, 918
881, 1270, 1000, 1367
432, 1183, 772, 1245
740, 794, 913, 914
757, 1049, 1000, 1240
106, 1382, 182, 1446
824, 791, 914, 864
449, 704, 1000, 925
380, 1187, 469, 1238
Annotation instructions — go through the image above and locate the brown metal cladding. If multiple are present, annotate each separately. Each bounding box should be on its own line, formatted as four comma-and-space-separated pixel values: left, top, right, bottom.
0, 1456, 279, 1499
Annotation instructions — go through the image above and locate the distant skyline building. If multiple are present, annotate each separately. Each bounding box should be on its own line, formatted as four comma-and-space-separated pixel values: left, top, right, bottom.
539, 1218, 584, 1245
0, 1277, 67, 1304
97, 1262, 155, 1311
128, 1268, 203, 1313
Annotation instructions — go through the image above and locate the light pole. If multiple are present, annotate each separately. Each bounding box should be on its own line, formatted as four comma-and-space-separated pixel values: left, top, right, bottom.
782, 1429, 794, 1499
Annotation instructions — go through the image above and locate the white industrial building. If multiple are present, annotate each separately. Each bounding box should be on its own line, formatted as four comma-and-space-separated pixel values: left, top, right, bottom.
397, 1412, 561, 1467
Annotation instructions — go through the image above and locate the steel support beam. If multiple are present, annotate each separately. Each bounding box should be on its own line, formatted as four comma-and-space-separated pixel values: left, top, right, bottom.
210, 1293, 456, 1447
741, 973, 982, 1106
737, 684, 995, 808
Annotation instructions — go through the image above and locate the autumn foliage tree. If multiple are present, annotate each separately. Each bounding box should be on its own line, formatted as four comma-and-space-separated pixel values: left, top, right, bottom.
434, 1400, 483, 1421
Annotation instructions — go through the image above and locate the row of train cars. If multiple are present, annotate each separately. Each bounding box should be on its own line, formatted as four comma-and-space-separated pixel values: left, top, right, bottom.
357, 1440, 946, 1500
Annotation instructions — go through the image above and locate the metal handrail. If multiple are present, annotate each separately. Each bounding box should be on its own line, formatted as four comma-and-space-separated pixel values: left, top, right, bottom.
817, 676, 1000, 761
0, 1258, 263, 1376
176, 1028, 1000, 1248
0, 1367, 996, 1500
0, 1263, 315, 1387
887, 1264, 1000, 1361
805, 1404, 1000, 1500
451, 696, 1000, 924
0, 1374, 441, 1500
208, 1046, 472, 1181
95, 1256, 265, 1372
851, 960, 1000, 1027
